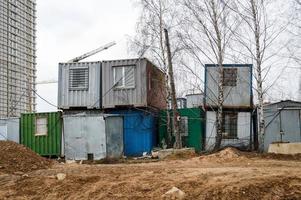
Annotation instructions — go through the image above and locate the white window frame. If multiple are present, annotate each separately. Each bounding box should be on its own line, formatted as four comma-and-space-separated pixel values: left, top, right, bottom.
35, 117, 48, 136
113, 65, 135, 89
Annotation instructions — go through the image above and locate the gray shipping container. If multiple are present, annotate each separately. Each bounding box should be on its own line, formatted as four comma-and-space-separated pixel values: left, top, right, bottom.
102, 58, 166, 109
63, 112, 123, 160
58, 62, 101, 109
186, 93, 204, 108
0, 118, 20, 143
205, 64, 252, 108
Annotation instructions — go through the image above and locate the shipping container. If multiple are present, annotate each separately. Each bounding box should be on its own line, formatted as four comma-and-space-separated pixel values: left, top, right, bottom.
186, 93, 204, 108
0, 118, 20, 143
20, 112, 62, 156
205, 64, 253, 108
63, 111, 123, 160
109, 109, 157, 156
263, 100, 301, 152
58, 62, 102, 109
102, 58, 166, 110
159, 108, 205, 152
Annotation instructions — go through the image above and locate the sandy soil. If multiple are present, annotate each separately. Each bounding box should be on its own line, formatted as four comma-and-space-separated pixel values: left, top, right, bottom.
0, 149, 301, 200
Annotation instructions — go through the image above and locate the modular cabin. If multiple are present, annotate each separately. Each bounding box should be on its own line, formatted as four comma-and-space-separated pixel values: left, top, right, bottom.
159, 108, 205, 152
63, 111, 123, 160
204, 64, 253, 151
0, 118, 20, 143
263, 100, 301, 152
58, 62, 102, 109
20, 112, 63, 157
186, 93, 204, 108
102, 58, 166, 110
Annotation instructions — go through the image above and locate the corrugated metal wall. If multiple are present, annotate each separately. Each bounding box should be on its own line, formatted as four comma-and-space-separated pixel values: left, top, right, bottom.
58, 62, 101, 109
0, 118, 20, 143
205, 111, 251, 151
159, 108, 205, 152
105, 116, 124, 158
205, 65, 252, 108
109, 109, 157, 156
264, 101, 301, 152
102, 59, 148, 108
20, 112, 62, 156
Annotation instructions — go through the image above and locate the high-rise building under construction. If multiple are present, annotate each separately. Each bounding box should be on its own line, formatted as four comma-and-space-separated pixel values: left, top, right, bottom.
0, 0, 36, 117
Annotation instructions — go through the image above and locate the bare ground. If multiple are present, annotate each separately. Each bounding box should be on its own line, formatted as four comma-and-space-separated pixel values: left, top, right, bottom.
0, 148, 301, 200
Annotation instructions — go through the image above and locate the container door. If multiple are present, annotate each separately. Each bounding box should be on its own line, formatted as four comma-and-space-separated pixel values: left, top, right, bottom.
105, 116, 123, 158
280, 110, 301, 142
0, 124, 7, 141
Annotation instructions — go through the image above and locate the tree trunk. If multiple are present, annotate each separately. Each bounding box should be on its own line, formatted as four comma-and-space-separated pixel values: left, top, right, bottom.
164, 28, 181, 149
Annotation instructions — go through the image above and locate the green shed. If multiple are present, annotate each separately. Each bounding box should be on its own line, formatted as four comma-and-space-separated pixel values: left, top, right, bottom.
21, 112, 62, 157
159, 108, 205, 152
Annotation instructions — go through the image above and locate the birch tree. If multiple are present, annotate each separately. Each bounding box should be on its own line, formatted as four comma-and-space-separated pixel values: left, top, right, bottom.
180, 0, 237, 150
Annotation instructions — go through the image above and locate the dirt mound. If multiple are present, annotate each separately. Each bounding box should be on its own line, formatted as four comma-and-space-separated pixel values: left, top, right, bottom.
0, 141, 52, 174
200, 147, 245, 162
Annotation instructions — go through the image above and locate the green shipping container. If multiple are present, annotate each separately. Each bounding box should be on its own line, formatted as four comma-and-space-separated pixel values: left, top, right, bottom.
159, 108, 205, 152
21, 112, 62, 156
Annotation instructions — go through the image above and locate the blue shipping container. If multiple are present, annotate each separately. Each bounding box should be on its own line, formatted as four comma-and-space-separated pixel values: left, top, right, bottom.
109, 109, 157, 156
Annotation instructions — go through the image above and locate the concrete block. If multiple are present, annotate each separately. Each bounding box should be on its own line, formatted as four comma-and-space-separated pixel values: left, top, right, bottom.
268, 142, 301, 154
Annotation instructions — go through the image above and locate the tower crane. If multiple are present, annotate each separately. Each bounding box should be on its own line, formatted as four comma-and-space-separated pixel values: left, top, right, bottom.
37, 41, 116, 84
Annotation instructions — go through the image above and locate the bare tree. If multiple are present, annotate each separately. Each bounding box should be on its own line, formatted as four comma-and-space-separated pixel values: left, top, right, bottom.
130, 0, 182, 147
180, 0, 237, 150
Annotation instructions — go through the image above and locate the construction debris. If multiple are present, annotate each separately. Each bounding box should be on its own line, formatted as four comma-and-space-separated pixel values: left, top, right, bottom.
162, 187, 186, 200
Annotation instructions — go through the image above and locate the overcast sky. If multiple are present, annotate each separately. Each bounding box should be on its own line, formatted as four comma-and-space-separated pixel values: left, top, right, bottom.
36, 0, 139, 112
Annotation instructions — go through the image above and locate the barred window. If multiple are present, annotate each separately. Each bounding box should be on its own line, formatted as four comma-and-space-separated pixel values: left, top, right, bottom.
222, 112, 238, 139
223, 68, 237, 86
69, 68, 89, 90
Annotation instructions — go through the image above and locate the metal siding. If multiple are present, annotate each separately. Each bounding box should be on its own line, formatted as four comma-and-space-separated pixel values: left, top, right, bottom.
105, 116, 124, 158
205, 65, 252, 107
20, 112, 62, 156
186, 94, 204, 108
63, 113, 107, 160
205, 111, 251, 151
110, 110, 156, 156
58, 62, 101, 109
0, 118, 20, 143
158, 108, 205, 152
102, 59, 147, 108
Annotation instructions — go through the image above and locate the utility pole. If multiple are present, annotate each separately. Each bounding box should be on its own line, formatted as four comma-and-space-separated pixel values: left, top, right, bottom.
164, 28, 181, 149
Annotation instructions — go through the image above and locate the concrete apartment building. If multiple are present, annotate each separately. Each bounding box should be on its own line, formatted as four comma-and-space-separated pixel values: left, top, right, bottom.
0, 0, 36, 117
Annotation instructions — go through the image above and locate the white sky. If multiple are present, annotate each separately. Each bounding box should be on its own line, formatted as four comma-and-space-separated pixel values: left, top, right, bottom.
36, 0, 139, 112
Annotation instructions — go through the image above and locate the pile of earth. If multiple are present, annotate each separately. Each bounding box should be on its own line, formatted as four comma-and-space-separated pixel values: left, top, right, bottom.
200, 147, 245, 162
0, 141, 52, 174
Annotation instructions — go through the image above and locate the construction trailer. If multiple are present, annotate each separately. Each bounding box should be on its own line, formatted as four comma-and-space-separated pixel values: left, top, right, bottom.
204, 64, 253, 151
263, 100, 301, 152
0, 118, 20, 143
168, 97, 187, 109
20, 112, 63, 157
58, 61, 102, 109
158, 108, 205, 152
102, 58, 166, 110
63, 110, 123, 160
0, 0, 36, 117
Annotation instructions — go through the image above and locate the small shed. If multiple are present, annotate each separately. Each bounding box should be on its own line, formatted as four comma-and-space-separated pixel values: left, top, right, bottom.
63, 111, 123, 160
158, 108, 205, 152
20, 112, 63, 157
0, 118, 20, 143
108, 109, 157, 157
263, 100, 301, 152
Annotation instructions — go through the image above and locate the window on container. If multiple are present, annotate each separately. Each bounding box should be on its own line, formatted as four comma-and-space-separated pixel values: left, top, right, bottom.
223, 68, 237, 87
69, 68, 89, 91
113, 65, 135, 89
35, 117, 47, 136
222, 112, 238, 139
